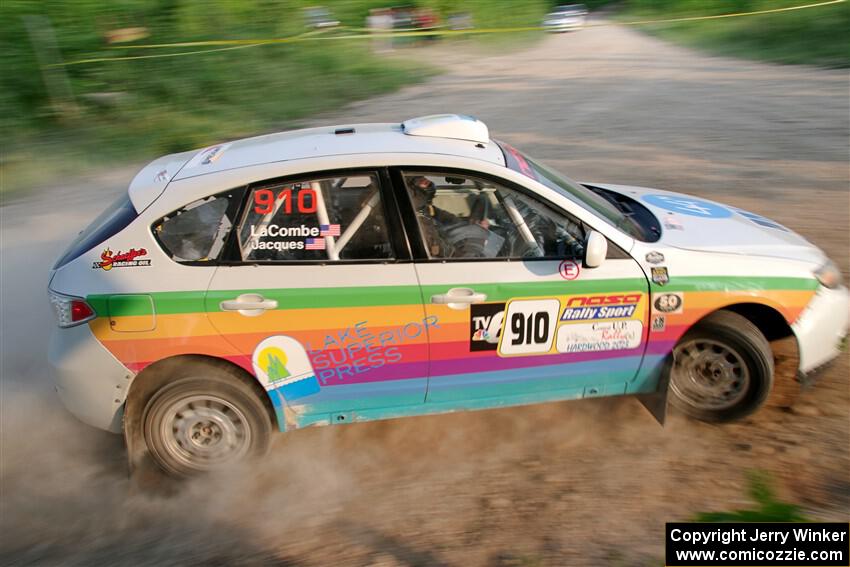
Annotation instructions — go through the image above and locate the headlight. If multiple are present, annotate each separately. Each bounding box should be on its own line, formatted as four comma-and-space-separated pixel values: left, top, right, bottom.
814, 260, 843, 289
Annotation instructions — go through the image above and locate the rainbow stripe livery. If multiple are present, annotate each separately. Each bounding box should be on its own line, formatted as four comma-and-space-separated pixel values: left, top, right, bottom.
85, 275, 818, 430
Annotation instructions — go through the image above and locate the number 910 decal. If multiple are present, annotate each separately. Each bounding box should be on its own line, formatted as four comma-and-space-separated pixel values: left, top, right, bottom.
500, 299, 560, 355
492, 294, 647, 357
253, 184, 318, 215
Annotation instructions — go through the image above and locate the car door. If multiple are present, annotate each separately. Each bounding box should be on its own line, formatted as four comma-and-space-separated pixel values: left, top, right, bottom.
393, 168, 650, 405
205, 170, 430, 421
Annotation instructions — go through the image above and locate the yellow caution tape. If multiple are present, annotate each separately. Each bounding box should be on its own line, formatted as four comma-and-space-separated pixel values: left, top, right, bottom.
50, 0, 846, 67
49, 44, 263, 67
607, 0, 846, 26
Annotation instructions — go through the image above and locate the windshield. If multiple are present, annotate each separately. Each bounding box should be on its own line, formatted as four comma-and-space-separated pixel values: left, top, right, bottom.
497, 141, 646, 238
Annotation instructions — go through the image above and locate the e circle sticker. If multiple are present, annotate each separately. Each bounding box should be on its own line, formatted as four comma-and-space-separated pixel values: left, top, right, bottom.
559, 260, 580, 280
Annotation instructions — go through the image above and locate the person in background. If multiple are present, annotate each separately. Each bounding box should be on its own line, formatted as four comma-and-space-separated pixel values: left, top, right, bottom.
367, 8, 393, 52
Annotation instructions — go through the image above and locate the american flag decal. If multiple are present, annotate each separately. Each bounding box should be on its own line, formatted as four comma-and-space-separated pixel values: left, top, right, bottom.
320, 224, 340, 237
305, 237, 326, 250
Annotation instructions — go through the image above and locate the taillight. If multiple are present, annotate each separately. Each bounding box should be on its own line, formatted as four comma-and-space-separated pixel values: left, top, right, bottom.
48, 290, 96, 328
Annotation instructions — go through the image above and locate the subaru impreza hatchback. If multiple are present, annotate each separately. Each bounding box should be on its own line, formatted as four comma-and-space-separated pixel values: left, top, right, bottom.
48, 114, 849, 476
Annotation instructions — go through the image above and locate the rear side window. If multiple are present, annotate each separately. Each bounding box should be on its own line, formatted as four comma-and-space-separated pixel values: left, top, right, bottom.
53, 193, 138, 269
153, 188, 244, 262
237, 173, 394, 262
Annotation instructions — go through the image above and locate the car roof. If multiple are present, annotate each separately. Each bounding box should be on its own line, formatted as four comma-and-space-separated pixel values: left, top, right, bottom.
129, 115, 506, 211
174, 119, 503, 181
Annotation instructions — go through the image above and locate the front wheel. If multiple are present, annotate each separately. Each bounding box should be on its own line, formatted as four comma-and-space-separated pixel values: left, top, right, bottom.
669, 310, 774, 422
142, 364, 272, 477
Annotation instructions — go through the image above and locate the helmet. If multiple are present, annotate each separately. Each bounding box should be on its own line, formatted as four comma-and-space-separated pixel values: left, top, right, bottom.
408, 176, 436, 207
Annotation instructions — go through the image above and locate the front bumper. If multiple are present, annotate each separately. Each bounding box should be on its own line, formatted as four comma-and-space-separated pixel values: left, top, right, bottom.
792, 284, 850, 375
48, 323, 133, 433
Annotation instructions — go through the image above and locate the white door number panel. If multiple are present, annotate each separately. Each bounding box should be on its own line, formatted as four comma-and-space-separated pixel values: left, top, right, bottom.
498, 299, 560, 356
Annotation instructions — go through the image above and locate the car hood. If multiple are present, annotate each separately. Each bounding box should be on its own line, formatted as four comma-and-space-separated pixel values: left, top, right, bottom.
591, 183, 826, 265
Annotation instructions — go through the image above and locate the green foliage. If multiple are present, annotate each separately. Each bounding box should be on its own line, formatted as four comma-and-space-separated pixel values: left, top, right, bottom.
1, 0, 546, 194
694, 471, 809, 522
618, 0, 850, 68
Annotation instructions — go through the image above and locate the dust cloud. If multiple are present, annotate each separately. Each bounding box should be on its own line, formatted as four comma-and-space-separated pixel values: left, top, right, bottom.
1, 367, 638, 565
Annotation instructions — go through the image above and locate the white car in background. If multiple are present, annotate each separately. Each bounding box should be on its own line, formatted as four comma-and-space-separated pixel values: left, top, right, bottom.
543, 4, 588, 32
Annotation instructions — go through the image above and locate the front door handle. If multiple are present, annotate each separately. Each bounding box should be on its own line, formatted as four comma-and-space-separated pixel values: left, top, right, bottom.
220, 293, 278, 317
430, 287, 488, 310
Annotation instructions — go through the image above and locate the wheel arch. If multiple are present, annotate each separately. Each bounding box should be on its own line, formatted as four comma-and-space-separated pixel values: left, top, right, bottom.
688, 302, 800, 408
123, 354, 279, 472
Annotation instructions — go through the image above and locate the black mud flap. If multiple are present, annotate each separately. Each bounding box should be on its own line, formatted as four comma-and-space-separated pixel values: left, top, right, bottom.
636, 354, 672, 425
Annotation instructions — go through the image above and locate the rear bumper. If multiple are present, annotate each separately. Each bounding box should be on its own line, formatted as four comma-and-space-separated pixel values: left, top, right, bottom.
49, 323, 132, 433
792, 284, 850, 375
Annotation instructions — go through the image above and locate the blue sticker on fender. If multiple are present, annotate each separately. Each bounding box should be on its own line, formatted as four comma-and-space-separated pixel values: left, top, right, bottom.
643, 194, 732, 218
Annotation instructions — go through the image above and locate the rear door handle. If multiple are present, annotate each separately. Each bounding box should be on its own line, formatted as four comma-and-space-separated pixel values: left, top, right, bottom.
220, 293, 278, 317
430, 287, 488, 310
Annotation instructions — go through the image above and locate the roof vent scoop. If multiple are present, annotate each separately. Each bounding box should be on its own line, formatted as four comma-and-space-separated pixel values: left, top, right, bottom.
401, 114, 489, 144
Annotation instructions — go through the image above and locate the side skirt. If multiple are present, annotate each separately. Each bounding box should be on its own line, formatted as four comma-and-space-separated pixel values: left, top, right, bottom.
291, 383, 641, 430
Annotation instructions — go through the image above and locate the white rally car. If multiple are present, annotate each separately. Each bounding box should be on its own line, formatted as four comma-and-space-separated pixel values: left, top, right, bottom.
48, 114, 849, 476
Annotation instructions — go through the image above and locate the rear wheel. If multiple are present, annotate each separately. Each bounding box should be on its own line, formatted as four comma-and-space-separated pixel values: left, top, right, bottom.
142, 364, 272, 477
670, 310, 774, 422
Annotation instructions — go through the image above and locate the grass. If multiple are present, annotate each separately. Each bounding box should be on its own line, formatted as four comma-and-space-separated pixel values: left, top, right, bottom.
3, 39, 432, 195
694, 471, 809, 522
1, 0, 551, 197
615, 0, 850, 68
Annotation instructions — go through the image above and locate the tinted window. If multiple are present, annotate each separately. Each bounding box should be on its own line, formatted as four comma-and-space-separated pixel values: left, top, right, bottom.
402, 172, 586, 260
498, 141, 657, 242
237, 173, 393, 262
153, 188, 243, 262
53, 192, 138, 269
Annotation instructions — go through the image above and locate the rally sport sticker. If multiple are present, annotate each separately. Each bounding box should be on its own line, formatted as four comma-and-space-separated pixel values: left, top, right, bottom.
560, 293, 641, 321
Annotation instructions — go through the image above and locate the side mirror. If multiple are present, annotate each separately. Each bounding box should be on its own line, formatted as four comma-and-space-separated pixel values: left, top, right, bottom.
584, 230, 607, 268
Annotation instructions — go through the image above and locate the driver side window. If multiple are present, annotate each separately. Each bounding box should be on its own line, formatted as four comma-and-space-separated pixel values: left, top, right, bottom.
401, 172, 585, 260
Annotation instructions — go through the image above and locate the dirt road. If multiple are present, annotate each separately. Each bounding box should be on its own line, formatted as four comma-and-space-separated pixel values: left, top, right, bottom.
1, 20, 848, 566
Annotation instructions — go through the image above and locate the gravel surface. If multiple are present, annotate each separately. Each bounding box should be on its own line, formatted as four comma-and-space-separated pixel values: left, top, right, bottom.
1, 19, 848, 567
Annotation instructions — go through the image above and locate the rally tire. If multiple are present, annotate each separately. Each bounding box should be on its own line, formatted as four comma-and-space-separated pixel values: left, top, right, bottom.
669, 310, 774, 422
142, 365, 272, 477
